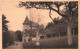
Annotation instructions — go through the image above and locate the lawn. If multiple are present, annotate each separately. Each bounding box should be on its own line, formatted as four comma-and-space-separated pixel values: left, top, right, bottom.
23, 35, 78, 49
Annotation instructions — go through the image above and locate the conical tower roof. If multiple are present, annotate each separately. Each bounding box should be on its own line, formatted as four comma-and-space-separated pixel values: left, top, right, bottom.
23, 16, 39, 27
23, 16, 30, 25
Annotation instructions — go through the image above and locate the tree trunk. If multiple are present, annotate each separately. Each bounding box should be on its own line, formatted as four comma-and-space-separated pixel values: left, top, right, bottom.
67, 23, 73, 46
36, 29, 40, 46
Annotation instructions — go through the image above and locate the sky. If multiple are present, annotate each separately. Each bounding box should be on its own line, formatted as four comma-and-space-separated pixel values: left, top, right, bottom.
1, 0, 63, 31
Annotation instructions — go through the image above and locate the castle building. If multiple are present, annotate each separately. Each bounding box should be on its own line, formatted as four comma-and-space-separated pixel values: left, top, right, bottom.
22, 16, 39, 43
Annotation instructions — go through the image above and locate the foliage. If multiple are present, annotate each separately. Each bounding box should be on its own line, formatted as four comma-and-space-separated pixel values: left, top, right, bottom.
9, 30, 17, 41
45, 15, 78, 36
2, 14, 9, 31
15, 30, 22, 41
2, 15, 16, 48
46, 22, 55, 29
39, 24, 45, 34
18, 1, 78, 45
2, 14, 9, 48
18, 1, 78, 33
19, 1, 78, 17
3, 31, 10, 48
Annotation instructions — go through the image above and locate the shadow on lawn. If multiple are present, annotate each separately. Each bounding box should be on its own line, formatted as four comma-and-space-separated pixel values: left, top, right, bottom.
23, 35, 78, 49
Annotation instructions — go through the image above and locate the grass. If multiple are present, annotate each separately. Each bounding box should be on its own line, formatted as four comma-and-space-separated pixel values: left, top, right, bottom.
23, 35, 78, 49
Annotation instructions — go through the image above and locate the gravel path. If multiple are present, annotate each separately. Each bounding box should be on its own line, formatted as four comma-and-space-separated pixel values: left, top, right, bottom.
6, 41, 23, 49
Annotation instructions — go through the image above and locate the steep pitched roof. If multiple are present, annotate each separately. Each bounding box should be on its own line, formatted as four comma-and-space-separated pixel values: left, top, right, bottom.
23, 16, 30, 25
23, 16, 39, 27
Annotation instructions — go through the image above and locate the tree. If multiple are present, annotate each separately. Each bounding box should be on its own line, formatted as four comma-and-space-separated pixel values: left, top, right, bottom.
18, 1, 78, 46
71, 10, 78, 35
46, 17, 67, 37
15, 30, 22, 41
2, 14, 10, 48
8, 30, 17, 42
46, 22, 55, 29
2, 14, 9, 32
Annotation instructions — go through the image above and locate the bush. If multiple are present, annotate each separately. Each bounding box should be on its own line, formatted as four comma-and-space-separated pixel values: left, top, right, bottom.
15, 30, 22, 41
40, 36, 45, 39
3, 31, 10, 48
2, 31, 16, 48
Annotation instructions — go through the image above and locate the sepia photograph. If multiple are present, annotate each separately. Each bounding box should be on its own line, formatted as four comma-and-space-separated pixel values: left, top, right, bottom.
1, 0, 78, 49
